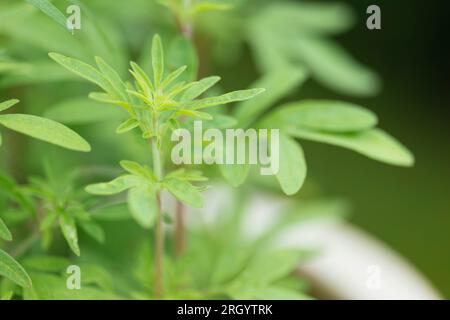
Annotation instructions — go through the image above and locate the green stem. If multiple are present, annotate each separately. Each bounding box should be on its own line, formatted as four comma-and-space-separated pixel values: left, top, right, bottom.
172, 0, 194, 259
152, 140, 164, 298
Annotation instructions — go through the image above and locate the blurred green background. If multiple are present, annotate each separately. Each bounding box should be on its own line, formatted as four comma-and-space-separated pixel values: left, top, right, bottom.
296, 0, 450, 297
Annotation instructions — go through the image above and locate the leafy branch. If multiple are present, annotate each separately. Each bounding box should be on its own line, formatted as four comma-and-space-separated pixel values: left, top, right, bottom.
49, 34, 264, 297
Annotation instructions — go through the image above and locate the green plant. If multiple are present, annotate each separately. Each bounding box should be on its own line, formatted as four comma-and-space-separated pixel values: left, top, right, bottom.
0, 99, 89, 290
48, 34, 264, 297
0, 0, 415, 300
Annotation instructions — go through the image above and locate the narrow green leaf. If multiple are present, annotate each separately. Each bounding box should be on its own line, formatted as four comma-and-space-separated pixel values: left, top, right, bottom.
0, 218, 12, 241
276, 134, 307, 195
160, 65, 187, 89
95, 56, 126, 100
0, 114, 91, 152
289, 128, 415, 167
116, 118, 140, 134
270, 100, 378, 133
0, 99, 19, 113
85, 175, 139, 195
235, 68, 308, 128
256, 2, 355, 35
163, 178, 204, 208
0, 249, 32, 288
288, 37, 380, 96
49, 53, 113, 93
181, 76, 221, 102
166, 81, 198, 99
187, 88, 266, 110
127, 185, 158, 229
25, 0, 68, 30
89, 92, 130, 110
152, 34, 164, 87
130, 62, 154, 95
59, 213, 80, 256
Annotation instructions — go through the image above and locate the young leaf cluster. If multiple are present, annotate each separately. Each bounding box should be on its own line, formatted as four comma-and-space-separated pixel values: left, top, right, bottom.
49, 34, 263, 221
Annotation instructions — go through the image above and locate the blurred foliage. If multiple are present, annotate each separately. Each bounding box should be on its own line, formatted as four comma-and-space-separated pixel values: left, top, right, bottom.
0, 0, 418, 300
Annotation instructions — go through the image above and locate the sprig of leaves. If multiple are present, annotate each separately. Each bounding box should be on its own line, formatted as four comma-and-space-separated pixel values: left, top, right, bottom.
50, 34, 264, 227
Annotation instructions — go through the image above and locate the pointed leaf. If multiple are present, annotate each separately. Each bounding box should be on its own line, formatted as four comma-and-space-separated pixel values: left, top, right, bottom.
0, 99, 19, 113
0, 218, 12, 241
49, 53, 113, 93
289, 128, 415, 167
0, 249, 32, 288
0, 114, 91, 152
130, 62, 154, 95
116, 118, 140, 134
271, 100, 378, 132
288, 37, 380, 96
25, 0, 69, 30
187, 88, 266, 110
181, 76, 221, 101
95, 56, 126, 100
59, 213, 80, 256
161, 65, 187, 89
152, 34, 164, 87
85, 175, 139, 195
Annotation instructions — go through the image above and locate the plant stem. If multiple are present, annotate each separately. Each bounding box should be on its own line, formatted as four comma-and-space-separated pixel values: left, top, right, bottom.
172, 0, 194, 259
152, 140, 164, 298
174, 200, 185, 257
182, 0, 193, 38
